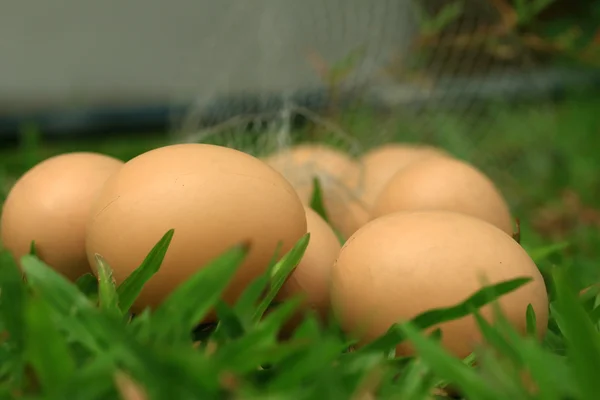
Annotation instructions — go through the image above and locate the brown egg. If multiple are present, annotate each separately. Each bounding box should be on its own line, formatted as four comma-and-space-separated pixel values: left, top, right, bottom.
358, 144, 448, 209
86, 143, 307, 318
371, 156, 514, 235
330, 210, 548, 359
277, 206, 341, 317
0, 152, 124, 281
263, 144, 368, 239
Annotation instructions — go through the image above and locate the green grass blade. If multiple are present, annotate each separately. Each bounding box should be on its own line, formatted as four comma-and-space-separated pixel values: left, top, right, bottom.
117, 229, 174, 313
151, 243, 249, 342
232, 242, 282, 328
0, 251, 26, 351
24, 296, 76, 396
75, 273, 99, 300
21, 255, 95, 313
552, 266, 600, 398
309, 177, 329, 223
213, 300, 245, 341
28, 240, 37, 256
395, 359, 436, 400
518, 339, 577, 400
525, 304, 537, 337
398, 321, 501, 400
20, 254, 102, 352
360, 277, 532, 354
527, 242, 569, 263
268, 338, 349, 391
471, 309, 522, 365
253, 234, 310, 323
214, 298, 304, 374
93, 254, 121, 318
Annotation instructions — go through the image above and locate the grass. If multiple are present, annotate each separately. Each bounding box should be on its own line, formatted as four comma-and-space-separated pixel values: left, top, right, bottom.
0, 91, 600, 399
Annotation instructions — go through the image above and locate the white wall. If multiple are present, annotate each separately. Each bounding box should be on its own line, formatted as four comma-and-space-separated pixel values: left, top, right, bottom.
0, 0, 415, 111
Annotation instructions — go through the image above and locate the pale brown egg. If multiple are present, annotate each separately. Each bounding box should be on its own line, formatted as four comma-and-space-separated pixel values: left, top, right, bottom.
277, 206, 341, 317
263, 144, 368, 239
330, 210, 548, 359
85, 143, 307, 319
0, 152, 124, 281
371, 156, 514, 235
357, 143, 448, 209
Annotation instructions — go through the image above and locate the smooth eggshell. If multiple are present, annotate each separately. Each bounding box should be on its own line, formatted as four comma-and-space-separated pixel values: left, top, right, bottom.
357, 144, 448, 209
0, 152, 124, 281
277, 206, 341, 317
85, 143, 307, 319
371, 156, 514, 235
330, 210, 548, 359
264, 144, 368, 239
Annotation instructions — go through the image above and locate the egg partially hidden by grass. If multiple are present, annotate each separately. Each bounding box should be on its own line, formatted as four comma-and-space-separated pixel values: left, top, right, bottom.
371, 156, 514, 235
264, 144, 369, 240
331, 210, 548, 359
85, 143, 307, 319
357, 143, 448, 209
0, 152, 124, 281
277, 206, 341, 318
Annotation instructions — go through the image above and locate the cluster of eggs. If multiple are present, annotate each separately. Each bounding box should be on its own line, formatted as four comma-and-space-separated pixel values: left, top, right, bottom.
0, 141, 548, 358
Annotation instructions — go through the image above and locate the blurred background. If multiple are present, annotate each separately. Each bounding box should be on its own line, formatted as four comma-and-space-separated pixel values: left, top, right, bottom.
1, 0, 599, 282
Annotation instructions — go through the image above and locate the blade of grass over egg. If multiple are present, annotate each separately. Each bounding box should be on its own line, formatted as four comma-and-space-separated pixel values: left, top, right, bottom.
214, 298, 305, 374
359, 277, 532, 354
525, 304, 537, 337
76, 273, 99, 300
232, 242, 283, 328
309, 176, 329, 223
151, 243, 249, 342
117, 229, 174, 313
213, 300, 245, 341
28, 240, 37, 256
253, 233, 310, 323
24, 295, 76, 396
0, 251, 26, 352
471, 308, 522, 366
94, 254, 121, 318
551, 266, 600, 396
398, 321, 501, 400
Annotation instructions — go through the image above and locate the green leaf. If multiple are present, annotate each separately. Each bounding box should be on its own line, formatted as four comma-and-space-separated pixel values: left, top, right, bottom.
151, 243, 250, 342
29, 240, 37, 256
518, 339, 578, 399
395, 359, 437, 400
75, 273, 99, 300
233, 242, 282, 329
552, 266, 600, 397
360, 277, 532, 354
214, 298, 304, 374
309, 177, 329, 223
93, 254, 121, 318
527, 242, 569, 263
268, 337, 348, 391
24, 296, 76, 396
525, 304, 537, 337
471, 309, 522, 366
117, 229, 174, 313
253, 233, 310, 323
213, 300, 245, 341
398, 321, 501, 400
21, 254, 103, 352
0, 251, 26, 351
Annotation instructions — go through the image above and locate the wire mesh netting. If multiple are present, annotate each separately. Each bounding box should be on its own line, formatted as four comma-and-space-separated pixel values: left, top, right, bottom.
159, 0, 600, 223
